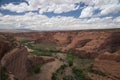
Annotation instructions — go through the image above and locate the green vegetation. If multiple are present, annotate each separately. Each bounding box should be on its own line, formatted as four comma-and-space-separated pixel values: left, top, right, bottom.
52, 64, 68, 80
1, 67, 9, 80
33, 65, 41, 74
56, 64, 67, 73
19, 39, 30, 47
72, 67, 91, 80
31, 47, 61, 56
19, 38, 95, 80
63, 75, 74, 80
19, 39, 61, 56
51, 53, 94, 80
67, 52, 74, 66
51, 73, 57, 80
31, 50, 52, 56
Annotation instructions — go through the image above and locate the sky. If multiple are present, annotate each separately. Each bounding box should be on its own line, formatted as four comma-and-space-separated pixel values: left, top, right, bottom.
0, 0, 120, 30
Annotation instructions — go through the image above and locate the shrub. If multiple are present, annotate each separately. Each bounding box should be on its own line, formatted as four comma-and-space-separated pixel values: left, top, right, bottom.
67, 52, 74, 66
52, 73, 57, 80
33, 65, 41, 74
27, 43, 34, 49
63, 75, 74, 80
56, 64, 67, 73
1, 67, 9, 80
31, 50, 52, 56
49, 49, 61, 53
19, 39, 29, 47
72, 67, 91, 80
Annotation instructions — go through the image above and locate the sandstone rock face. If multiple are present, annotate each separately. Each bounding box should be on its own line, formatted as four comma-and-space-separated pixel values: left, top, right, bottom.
92, 32, 120, 80
28, 55, 55, 67
11, 30, 120, 59
1, 47, 55, 80
93, 51, 120, 80
53, 32, 72, 45
96, 51, 120, 62
88, 73, 112, 80
0, 34, 16, 60
1, 30, 120, 80
94, 60, 120, 80
1, 48, 30, 80
101, 32, 120, 53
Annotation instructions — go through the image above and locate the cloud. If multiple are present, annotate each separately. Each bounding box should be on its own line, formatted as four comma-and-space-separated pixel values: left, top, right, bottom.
79, 6, 94, 18
79, 0, 120, 17
100, 4, 120, 16
113, 16, 120, 23
0, 12, 119, 30
1, 3, 31, 13
1, 0, 120, 17
0, 0, 120, 30
1, 0, 80, 14
0, 13, 3, 17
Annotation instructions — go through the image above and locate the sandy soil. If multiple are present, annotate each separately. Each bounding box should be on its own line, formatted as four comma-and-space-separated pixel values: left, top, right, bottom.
38, 59, 63, 80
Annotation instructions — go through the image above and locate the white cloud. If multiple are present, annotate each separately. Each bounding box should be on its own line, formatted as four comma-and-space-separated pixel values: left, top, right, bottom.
1, 0, 80, 14
1, 3, 31, 13
80, 6, 94, 18
79, 0, 120, 17
113, 16, 120, 23
0, 0, 120, 30
0, 12, 119, 30
100, 4, 120, 16
0, 13, 3, 17
1, 0, 120, 17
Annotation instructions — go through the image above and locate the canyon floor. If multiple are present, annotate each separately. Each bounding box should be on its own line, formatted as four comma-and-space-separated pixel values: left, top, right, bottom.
0, 29, 120, 80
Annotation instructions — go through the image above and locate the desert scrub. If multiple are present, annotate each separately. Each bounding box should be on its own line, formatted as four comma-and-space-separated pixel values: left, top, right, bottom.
1, 67, 9, 80
48, 49, 61, 53
19, 39, 30, 47
33, 65, 41, 74
63, 75, 74, 80
51, 73, 57, 80
72, 67, 91, 80
67, 52, 74, 66
56, 64, 67, 73
31, 50, 52, 56
51, 64, 67, 80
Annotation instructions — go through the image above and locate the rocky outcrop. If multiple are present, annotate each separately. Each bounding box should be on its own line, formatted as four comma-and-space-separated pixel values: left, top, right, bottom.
28, 55, 55, 67
53, 32, 72, 45
1, 47, 55, 80
100, 32, 120, 53
0, 29, 120, 80
10, 30, 120, 59
93, 50, 120, 80
1, 48, 30, 80
94, 60, 120, 80
0, 34, 16, 60
96, 51, 120, 62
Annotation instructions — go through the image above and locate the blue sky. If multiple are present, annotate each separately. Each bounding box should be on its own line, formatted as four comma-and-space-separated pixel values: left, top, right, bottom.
0, 0, 120, 30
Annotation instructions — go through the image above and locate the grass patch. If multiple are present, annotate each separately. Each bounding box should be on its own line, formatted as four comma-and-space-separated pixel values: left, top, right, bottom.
1, 67, 9, 80
67, 52, 74, 66
31, 50, 52, 56
72, 67, 91, 80
19, 39, 61, 56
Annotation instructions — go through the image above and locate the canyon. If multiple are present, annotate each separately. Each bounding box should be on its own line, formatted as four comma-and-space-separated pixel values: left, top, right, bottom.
0, 29, 120, 80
